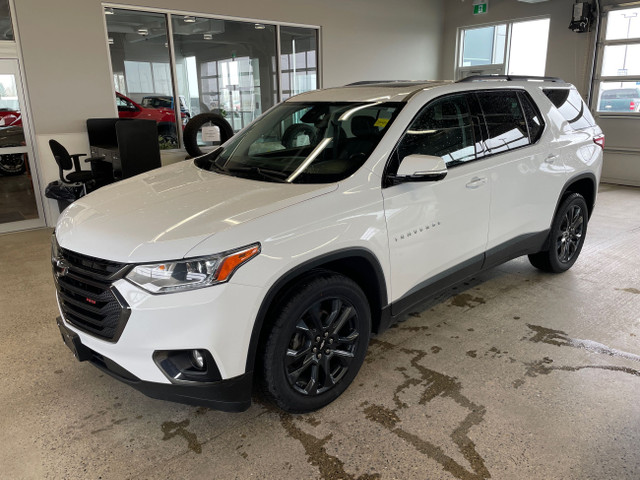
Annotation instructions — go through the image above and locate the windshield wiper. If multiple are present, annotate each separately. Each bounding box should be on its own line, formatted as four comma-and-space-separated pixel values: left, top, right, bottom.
226, 166, 289, 183
196, 147, 227, 174
209, 159, 227, 174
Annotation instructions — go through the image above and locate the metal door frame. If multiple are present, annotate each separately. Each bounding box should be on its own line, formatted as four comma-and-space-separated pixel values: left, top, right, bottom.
0, 58, 45, 234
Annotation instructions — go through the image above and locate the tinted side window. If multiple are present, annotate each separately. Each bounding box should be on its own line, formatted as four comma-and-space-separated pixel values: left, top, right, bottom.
518, 91, 544, 143
465, 93, 489, 160
543, 88, 595, 130
476, 91, 529, 154
395, 94, 476, 169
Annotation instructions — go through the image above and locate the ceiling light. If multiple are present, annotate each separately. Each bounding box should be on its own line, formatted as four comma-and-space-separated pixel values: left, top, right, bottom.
203, 33, 213, 40
104, 7, 114, 15
184, 16, 196, 23
137, 28, 149, 36
254, 23, 266, 30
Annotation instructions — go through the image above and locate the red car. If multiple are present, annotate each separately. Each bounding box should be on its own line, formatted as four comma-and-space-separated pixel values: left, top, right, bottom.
0, 109, 21, 127
116, 92, 187, 143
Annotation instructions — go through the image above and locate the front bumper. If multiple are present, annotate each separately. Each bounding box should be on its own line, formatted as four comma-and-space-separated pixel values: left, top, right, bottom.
55, 277, 263, 382
57, 317, 252, 412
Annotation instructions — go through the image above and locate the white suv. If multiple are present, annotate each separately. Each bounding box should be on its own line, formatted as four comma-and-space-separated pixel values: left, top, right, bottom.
52, 77, 603, 413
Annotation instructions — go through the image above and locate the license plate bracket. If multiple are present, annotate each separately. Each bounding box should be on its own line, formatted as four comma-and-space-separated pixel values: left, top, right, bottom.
56, 317, 92, 362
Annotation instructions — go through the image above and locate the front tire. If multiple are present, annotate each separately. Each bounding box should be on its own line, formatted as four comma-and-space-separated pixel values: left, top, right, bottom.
529, 193, 588, 273
261, 273, 371, 413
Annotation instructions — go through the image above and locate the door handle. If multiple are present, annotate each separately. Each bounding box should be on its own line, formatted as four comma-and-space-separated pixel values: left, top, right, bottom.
466, 176, 487, 189
545, 154, 560, 163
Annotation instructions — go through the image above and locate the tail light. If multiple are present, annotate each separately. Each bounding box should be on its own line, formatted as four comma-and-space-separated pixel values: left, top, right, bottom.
631, 101, 636, 111
593, 134, 605, 149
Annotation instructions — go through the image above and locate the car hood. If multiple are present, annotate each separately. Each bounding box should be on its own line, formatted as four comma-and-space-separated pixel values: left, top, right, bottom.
55, 161, 337, 262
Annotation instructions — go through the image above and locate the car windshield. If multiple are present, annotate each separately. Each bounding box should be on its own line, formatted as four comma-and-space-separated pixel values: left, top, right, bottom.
194, 101, 403, 184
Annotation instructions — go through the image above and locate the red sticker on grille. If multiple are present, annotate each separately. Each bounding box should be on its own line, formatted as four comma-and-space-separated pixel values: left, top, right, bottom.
85, 298, 96, 305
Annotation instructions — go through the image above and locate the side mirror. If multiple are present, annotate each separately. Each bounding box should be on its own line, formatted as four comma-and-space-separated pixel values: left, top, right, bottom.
393, 154, 447, 183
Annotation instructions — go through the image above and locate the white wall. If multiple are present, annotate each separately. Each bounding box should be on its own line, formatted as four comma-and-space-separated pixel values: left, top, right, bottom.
13, 0, 444, 225
15, 0, 445, 135
440, 0, 595, 94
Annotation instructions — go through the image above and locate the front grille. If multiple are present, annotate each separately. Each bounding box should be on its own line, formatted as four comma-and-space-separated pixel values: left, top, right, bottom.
53, 247, 131, 342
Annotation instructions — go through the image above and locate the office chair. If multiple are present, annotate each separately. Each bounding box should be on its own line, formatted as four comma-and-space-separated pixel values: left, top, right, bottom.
49, 139, 106, 194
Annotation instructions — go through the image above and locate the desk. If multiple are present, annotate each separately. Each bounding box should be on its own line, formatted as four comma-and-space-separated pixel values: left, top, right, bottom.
87, 118, 160, 182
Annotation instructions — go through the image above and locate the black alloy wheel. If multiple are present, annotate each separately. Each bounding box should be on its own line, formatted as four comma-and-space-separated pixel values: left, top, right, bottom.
261, 273, 371, 413
529, 193, 589, 273
286, 297, 360, 396
556, 203, 584, 264
0, 152, 26, 176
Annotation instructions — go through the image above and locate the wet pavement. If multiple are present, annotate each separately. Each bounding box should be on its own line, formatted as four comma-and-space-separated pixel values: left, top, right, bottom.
1, 184, 639, 479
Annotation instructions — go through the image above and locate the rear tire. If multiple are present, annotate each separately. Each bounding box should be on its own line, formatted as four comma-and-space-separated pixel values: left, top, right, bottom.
261, 273, 371, 413
528, 193, 588, 273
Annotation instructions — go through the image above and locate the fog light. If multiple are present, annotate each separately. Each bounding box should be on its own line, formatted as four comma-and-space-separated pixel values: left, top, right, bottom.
191, 349, 205, 369
153, 349, 222, 383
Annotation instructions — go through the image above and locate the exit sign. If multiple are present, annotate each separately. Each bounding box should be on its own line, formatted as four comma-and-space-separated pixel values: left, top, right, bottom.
474, 3, 488, 14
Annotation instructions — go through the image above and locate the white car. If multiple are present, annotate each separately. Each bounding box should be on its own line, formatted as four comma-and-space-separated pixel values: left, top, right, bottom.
52, 77, 603, 413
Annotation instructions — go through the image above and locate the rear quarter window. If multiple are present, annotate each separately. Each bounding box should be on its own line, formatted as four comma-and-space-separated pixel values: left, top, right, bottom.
543, 88, 595, 130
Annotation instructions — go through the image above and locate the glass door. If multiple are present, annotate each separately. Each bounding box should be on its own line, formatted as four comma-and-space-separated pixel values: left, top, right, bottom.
0, 59, 43, 233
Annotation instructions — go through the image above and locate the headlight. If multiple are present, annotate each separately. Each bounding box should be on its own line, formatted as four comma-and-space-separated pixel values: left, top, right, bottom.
126, 243, 260, 294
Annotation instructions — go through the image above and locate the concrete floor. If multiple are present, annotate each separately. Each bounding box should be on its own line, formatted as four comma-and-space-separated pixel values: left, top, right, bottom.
1, 184, 639, 480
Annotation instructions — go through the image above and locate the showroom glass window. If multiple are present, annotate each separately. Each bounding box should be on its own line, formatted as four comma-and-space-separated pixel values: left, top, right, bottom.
105, 8, 320, 149
105, 9, 178, 148
0, 0, 13, 41
171, 16, 277, 133
596, 7, 640, 114
461, 25, 507, 68
457, 18, 550, 79
280, 27, 318, 100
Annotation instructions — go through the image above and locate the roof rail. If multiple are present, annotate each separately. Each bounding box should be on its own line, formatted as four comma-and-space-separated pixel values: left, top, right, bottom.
457, 75, 565, 83
345, 80, 412, 86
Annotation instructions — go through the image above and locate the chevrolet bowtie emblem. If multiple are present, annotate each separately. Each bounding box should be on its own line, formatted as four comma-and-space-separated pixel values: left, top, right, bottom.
55, 258, 71, 278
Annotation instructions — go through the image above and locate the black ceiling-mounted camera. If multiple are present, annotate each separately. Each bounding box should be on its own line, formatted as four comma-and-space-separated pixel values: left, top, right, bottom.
570, 2, 593, 33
